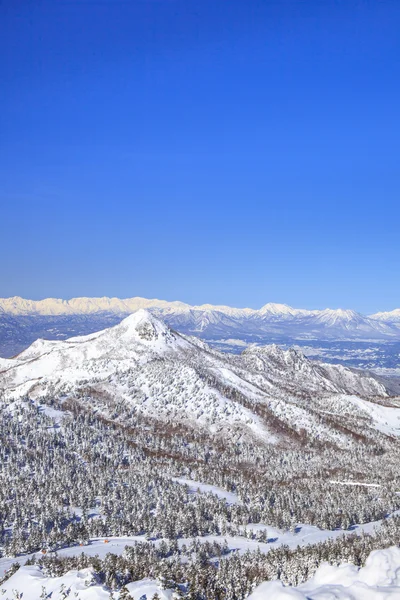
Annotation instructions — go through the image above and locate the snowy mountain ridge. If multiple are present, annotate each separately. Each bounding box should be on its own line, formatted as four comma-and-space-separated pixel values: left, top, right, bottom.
1, 296, 400, 354
0, 309, 396, 448
0, 296, 313, 318
371, 308, 400, 323
1, 295, 399, 321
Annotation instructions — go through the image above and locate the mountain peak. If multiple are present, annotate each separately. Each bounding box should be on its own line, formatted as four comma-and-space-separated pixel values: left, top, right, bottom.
113, 309, 177, 344
259, 303, 296, 316
122, 308, 159, 327
319, 308, 360, 320
370, 308, 400, 322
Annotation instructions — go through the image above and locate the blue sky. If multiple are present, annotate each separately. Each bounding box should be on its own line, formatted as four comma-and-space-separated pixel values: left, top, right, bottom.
1, 0, 399, 313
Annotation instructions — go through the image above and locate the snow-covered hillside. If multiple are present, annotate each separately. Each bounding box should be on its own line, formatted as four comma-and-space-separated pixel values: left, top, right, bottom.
0, 310, 394, 447
0, 566, 176, 599
2, 310, 400, 599
371, 308, 400, 327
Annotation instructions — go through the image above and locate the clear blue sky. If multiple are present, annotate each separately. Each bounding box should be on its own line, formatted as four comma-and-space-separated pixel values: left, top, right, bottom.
1, 0, 399, 313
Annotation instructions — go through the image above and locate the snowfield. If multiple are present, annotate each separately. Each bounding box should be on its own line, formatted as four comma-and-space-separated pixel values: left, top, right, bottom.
248, 546, 400, 599
0, 566, 175, 599
171, 477, 242, 505
1, 566, 112, 600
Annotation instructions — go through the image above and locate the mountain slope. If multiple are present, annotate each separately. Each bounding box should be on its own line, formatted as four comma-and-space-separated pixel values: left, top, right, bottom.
2, 311, 400, 600
370, 309, 400, 327
1, 309, 396, 449
241, 344, 387, 397
0, 310, 272, 442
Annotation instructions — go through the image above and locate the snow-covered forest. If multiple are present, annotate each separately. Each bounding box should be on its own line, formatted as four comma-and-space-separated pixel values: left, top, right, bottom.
2, 391, 400, 597
1, 312, 400, 598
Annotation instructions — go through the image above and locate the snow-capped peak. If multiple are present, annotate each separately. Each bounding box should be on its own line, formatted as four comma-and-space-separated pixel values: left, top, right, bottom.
115, 309, 170, 341
370, 308, 400, 323
1, 296, 400, 346
259, 303, 297, 316
76, 308, 187, 352
315, 308, 362, 323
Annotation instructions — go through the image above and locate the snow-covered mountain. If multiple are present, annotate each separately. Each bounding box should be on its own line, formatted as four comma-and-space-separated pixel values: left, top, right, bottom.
1, 309, 396, 447
1, 297, 399, 346
0, 295, 190, 316
2, 310, 400, 599
302, 308, 397, 338
370, 308, 400, 327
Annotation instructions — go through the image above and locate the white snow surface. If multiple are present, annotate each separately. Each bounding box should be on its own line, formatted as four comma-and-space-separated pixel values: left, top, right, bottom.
126, 578, 175, 599
0, 565, 111, 600
0, 566, 174, 599
248, 546, 400, 599
346, 394, 400, 437
171, 477, 241, 505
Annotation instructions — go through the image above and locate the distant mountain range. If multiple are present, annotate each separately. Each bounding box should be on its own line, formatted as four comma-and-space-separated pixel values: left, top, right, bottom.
1, 295, 399, 323
0, 295, 399, 358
